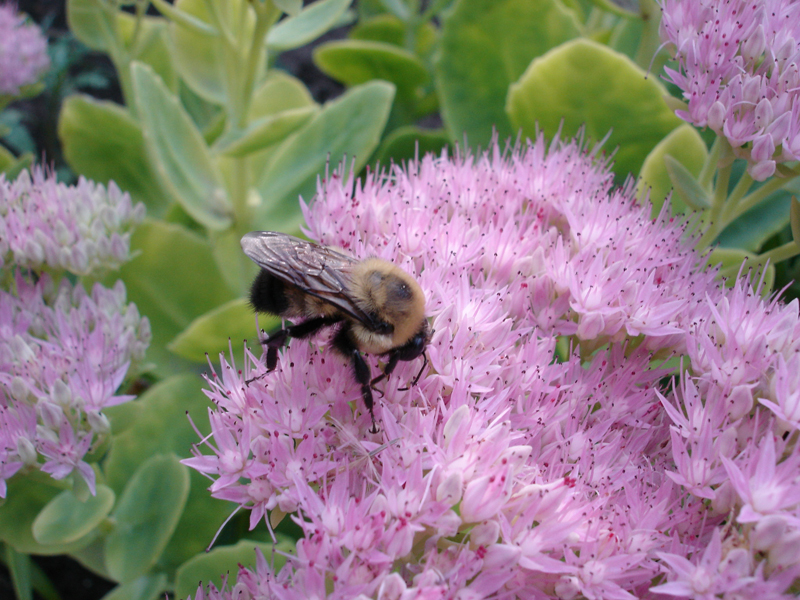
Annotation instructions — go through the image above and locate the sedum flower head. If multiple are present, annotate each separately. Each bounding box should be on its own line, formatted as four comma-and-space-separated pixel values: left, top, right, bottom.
0, 167, 145, 277
187, 136, 800, 599
659, 0, 800, 180
0, 273, 151, 496
0, 3, 49, 96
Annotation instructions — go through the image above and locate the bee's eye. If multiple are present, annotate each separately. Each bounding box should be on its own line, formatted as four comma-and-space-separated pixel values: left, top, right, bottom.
376, 321, 393, 334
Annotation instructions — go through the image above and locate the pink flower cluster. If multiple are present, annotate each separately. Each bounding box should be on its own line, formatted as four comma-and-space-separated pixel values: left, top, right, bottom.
0, 274, 151, 497
0, 3, 49, 96
187, 136, 800, 599
659, 0, 800, 180
0, 168, 145, 276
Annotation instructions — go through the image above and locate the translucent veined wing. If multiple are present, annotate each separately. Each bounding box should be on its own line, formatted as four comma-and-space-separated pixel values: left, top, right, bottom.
241, 231, 376, 327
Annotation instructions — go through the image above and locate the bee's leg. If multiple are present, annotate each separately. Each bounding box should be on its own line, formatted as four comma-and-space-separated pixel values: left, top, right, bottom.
370, 352, 400, 397
247, 317, 336, 385
332, 324, 378, 433
262, 316, 337, 370
399, 350, 428, 391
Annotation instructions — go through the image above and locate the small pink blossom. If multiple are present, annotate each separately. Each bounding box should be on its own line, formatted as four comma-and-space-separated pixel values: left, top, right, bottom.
660, 0, 800, 179
187, 136, 800, 598
0, 167, 145, 276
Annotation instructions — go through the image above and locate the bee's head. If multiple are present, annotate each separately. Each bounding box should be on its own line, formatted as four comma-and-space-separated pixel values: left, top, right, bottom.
353, 258, 427, 347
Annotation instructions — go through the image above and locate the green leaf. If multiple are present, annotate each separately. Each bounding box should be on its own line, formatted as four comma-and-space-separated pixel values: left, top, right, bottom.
275, 0, 303, 16
117, 220, 236, 378
791, 195, 800, 245
67, 0, 115, 51
118, 13, 179, 93
150, 0, 218, 36
267, 0, 352, 51
349, 14, 437, 56
250, 71, 316, 118
104, 375, 233, 572
168, 297, 279, 362
169, 0, 256, 104
5, 545, 33, 600
436, 0, 580, 147
32, 487, 115, 545
507, 38, 683, 180
314, 40, 428, 99
379, 0, 410, 20
254, 81, 394, 231
374, 125, 450, 166
174, 538, 295, 600
638, 124, 708, 214
663, 155, 712, 210
100, 574, 168, 600
59, 95, 170, 215
0, 475, 100, 555
106, 454, 190, 583
132, 62, 232, 230
217, 106, 318, 157
717, 190, 792, 252
0, 146, 33, 179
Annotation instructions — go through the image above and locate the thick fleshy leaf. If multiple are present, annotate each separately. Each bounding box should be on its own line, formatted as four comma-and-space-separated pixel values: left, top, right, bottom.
150, 0, 217, 36
105, 454, 190, 583
0, 475, 99, 555
350, 14, 436, 56
5, 545, 32, 600
174, 538, 296, 600
275, 0, 303, 16
374, 125, 450, 166
32, 486, 115, 545
217, 106, 318, 157
168, 297, 279, 362
66, 0, 115, 51
507, 38, 683, 180
314, 40, 428, 99
169, 0, 254, 105
104, 375, 232, 572
717, 190, 792, 252
249, 71, 316, 118
637, 124, 708, 215
267, 0, 352, 50
254, 81, 394, 231
379, 0, 410, 20
663, 155, 712, 210
58, 95, 170, 215
68, 1, 177, 89
436, 0, 580, 147
132, 62, 232, 230
117, 220, 236, 378
0, 146, 32, 179
100, 574, 168, 600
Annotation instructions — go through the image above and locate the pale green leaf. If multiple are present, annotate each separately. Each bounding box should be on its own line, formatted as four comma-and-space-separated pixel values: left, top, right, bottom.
637, 124, 708, 214
32, 487, 115, 545
132, 62, 232, 230
267, 0, 352, 50
106, 454, 189, 583
436, 0, 580, 147
507, 38, 683, 179
254, 81, 394, 231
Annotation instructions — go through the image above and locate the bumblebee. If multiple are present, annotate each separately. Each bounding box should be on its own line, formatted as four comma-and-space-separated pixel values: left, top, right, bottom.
241, 231, 429, 432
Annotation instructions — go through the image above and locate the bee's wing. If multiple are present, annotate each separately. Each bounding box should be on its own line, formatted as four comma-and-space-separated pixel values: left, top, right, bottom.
241, 231, 375, 325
